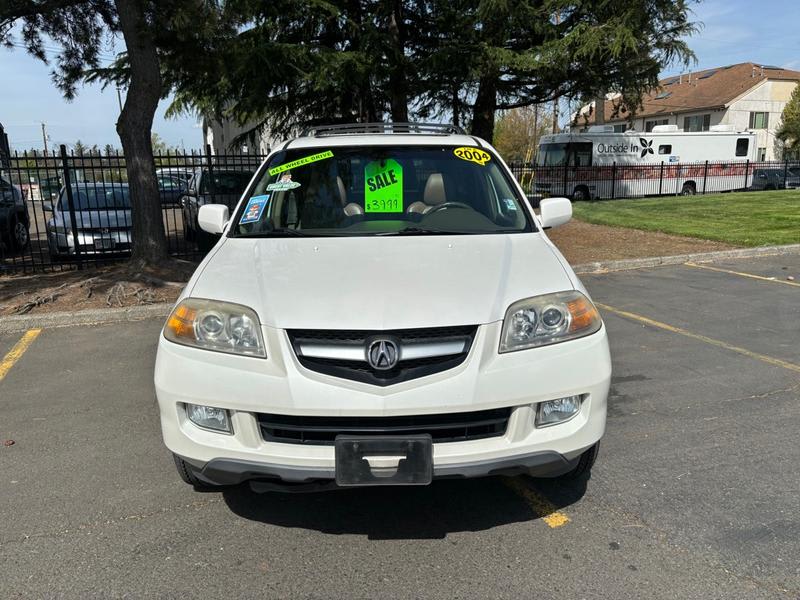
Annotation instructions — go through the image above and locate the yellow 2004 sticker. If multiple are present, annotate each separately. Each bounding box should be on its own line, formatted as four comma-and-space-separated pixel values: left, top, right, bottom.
454, 146, 491, 166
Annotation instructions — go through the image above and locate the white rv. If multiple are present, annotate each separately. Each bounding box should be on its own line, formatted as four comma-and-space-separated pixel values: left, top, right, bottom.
535, 125, 758, 200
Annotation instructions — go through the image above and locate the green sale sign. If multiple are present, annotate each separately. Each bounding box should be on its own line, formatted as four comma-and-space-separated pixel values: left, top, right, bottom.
364, 159, 403, 213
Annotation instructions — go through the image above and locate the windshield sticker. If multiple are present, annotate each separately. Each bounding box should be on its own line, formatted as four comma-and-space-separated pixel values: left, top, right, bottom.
364, 159, 403, 213
454, 146, 491, 166
239, 194, 269, 224
502, 198, 517, 211
267, 173, 301, 191
269, 150, 334, 176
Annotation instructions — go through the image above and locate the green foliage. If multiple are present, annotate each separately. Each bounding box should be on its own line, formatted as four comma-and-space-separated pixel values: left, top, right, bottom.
573, 191, 800, 247
777, 85, 800, 160
172, 0, 697, 141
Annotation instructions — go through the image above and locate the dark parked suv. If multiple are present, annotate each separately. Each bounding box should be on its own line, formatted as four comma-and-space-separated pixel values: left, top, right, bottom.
181, 167, 255, 251
0, 174, 30, 253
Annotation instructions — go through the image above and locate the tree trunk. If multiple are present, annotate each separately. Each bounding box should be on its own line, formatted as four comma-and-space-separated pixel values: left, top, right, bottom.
387, 0, 408, 122
114, 0, 169, 268
471, 75, 498, 141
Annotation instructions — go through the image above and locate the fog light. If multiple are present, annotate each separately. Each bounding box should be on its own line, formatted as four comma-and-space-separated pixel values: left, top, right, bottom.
186, 403, 232, 433
535, 395, 583, 427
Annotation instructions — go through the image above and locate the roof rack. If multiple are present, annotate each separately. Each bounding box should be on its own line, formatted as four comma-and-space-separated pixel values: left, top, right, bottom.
301, 122, 466, 137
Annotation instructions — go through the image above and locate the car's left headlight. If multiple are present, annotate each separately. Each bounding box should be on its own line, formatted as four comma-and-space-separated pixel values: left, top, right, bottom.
163, 298, 266, 357
499, 291, 602, 353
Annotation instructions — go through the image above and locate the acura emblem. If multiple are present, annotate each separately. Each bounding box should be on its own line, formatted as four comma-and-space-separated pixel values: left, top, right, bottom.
366, 338, 400, 370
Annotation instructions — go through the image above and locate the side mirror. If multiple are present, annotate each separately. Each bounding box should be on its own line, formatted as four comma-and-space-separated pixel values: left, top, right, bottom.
539, 197, 572, 229
42, 202, 54, 212
198, 204, 229, 235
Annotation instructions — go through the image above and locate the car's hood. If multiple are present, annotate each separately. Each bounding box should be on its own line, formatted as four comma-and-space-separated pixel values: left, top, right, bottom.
53, 210, 132, 229
189, 233, 574, 330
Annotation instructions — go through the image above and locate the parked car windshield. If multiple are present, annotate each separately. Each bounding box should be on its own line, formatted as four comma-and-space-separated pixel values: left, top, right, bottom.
200, 170, 254, 195
60, 186, 131, 211
232, 146, 532, 237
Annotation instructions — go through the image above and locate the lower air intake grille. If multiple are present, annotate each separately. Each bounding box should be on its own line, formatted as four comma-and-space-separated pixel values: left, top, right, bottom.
257, 407, 512, 446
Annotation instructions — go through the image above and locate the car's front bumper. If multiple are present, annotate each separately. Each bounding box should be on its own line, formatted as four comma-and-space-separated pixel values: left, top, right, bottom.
155, 321, 611, 486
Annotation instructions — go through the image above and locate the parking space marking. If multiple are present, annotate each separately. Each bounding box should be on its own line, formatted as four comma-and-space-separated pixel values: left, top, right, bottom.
0, 329, 42, 382
502, 477, 571, 528
685, 262, 800, 288
597, 303, 800, 374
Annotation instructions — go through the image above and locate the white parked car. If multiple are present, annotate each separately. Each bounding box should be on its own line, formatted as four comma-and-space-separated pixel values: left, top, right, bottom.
154, 123, 611, 491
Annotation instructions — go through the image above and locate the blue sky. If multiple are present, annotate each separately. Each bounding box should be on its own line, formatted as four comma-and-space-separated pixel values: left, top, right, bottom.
2, 0, 799, 151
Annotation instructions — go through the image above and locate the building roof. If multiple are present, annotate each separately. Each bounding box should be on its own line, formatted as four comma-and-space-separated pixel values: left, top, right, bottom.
585, 62, 800, 124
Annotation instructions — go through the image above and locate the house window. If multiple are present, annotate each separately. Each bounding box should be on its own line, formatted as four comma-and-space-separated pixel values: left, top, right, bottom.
736, 138, 750, 157
645, 119, 669, 132
683, 114, 711, 132
757, 147, 767, 161
658, 144, 672, 155
749, 112, 769, 129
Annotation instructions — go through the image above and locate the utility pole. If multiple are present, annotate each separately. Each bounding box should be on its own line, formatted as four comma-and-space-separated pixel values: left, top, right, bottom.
116, 87, 124, 113
41, 122, 49, 155
552, 11, 560, 134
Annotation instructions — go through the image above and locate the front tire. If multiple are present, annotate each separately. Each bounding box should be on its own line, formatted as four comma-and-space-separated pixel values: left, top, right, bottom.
7, 216, 30, 252
571, 186, 590, 202
173, 454, 222, 491
557, 443, 599, 481
681, 182, 696, 196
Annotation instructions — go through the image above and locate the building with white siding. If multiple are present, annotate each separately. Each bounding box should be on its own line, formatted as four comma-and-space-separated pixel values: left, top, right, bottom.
576, 63, 800, 160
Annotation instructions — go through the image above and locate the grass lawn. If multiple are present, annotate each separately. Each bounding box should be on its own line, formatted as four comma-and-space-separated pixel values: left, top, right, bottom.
571, 190, 800, 247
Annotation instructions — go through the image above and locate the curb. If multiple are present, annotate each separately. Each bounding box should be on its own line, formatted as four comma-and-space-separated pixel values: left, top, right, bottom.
0, 303, 172, 334
572, 244, 800, 274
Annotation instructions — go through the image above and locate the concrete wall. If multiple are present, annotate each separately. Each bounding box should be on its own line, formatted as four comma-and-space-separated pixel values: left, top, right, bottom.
202, 117, 277, 156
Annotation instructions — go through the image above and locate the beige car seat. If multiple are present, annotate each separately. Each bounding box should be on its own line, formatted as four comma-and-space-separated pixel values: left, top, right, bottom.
406, 173, 446, 214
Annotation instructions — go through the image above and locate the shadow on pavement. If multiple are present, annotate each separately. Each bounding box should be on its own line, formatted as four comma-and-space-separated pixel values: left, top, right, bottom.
222, 475, 588, 540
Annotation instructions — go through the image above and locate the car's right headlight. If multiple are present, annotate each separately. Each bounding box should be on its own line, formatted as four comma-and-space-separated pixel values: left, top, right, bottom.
163, 298, 266, 357
499, 291, 602, 353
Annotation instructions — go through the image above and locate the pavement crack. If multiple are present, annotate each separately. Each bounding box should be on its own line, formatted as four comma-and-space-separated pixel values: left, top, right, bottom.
0, 497, 223, 546
719, 382, 800, 405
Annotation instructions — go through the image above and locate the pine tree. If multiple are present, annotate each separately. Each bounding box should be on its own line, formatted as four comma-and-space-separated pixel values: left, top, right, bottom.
777, 85, 800, 160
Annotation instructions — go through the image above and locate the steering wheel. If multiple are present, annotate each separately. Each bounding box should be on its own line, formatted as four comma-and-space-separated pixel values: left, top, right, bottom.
426, 202, 472, 215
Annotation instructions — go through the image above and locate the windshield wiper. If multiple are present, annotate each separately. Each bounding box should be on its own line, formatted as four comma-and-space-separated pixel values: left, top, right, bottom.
376, 226, 475, 236
236, 228, 312, 238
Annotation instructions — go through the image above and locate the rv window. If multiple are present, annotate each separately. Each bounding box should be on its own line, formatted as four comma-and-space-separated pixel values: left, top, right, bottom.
536, 143, 568, 166
735, 138, 749, 157
658, 145, 672, 155
570, 143, 593, 166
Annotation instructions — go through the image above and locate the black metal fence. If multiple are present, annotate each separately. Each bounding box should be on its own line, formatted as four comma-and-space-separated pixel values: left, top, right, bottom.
508, 159, 800, 200
0, 145, 264, 274
2, 149, 799, 275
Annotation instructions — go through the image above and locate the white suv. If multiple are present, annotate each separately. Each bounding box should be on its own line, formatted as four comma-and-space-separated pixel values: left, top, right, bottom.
154, 123, 611, 491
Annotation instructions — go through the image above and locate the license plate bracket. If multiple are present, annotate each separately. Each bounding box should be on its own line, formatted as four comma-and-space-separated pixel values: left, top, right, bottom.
334, 435, 433, 487
94, 237, 115, 250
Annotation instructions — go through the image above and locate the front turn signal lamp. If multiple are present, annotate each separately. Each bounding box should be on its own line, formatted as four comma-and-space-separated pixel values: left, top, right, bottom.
164, 298, 266, 358
499, 291, 602, 353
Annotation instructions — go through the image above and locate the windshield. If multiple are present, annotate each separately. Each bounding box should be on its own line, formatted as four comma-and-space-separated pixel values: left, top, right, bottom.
232, 146, 531, 237
537, 143, 567, 166
200, 170, 254, 195
60, 186, 130, 211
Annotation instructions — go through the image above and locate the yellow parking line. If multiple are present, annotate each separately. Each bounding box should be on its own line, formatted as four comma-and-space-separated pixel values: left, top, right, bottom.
0, 329, 42, 382
597, 303, 800, 374
685, 262, 800, 288
503, 477, 571, 528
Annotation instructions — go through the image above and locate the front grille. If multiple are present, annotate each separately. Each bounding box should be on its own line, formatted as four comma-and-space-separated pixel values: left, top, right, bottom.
287, 325, 477, 386
258, 407, 512, 445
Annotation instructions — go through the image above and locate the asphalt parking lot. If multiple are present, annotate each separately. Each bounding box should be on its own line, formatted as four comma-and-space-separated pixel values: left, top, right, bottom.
1, 253, 799, 598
